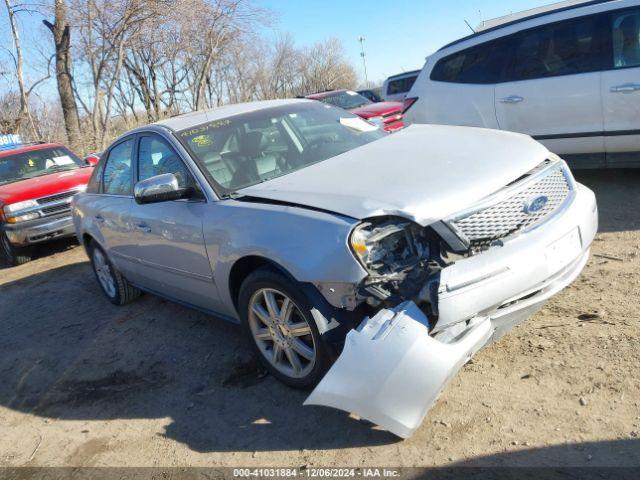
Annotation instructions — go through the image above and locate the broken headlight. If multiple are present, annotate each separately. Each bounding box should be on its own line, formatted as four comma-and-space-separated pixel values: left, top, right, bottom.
349, 217, 429, 277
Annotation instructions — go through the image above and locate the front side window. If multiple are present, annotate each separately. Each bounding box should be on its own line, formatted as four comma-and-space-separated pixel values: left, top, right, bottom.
102, 138, 134, 195
177, 102, 386, 194
0, 146, 84, 186
137, 135, 197, 190
510, 15, 601, 81
612, 9, 640, 68
431, 38, 508, 84
316, 91, 371, 110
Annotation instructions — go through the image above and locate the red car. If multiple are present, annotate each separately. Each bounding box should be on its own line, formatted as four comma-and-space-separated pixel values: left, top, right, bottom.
0, 136, 95, 266
305, 90, 405, 132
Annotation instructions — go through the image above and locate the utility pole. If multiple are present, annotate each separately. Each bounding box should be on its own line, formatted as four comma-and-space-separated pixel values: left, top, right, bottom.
358, 36, 369, 87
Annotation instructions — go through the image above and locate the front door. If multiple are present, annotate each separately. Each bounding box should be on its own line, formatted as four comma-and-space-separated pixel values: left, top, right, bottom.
128, 133, 220, 311
92, 136, 137, 277
601, 7, 640, 166
495, 13, 605, 163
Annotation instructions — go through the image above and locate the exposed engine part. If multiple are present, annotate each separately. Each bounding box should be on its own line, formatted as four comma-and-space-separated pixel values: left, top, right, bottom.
350, 216, 467, 323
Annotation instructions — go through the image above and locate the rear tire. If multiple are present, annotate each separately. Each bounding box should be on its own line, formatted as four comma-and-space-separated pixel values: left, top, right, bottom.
238, 268, 332, 389
88, 241, 141, 305
0, 232, 31, 267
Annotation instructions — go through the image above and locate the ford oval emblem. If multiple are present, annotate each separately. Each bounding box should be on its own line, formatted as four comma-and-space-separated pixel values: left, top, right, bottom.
524, 195, 548, 214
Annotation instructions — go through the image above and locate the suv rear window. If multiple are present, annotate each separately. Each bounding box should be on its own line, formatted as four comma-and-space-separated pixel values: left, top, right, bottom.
431, 38, 508, 84
431, 13, 604, 84
509, 15, 602, 81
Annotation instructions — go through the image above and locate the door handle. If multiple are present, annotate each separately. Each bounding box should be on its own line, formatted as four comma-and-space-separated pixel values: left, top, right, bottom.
610, 83, 640, 93
500, 95, 524, 104
94, 215, 105, 224
134, 223, 151, 233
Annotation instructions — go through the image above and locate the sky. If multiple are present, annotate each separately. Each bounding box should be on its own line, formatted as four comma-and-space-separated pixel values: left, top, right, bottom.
0, 0, 556, 98
256, 0, 556, 85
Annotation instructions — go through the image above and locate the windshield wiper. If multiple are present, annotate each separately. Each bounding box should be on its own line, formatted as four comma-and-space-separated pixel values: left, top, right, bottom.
47, 165, 77, 172
220, 191, 244, 200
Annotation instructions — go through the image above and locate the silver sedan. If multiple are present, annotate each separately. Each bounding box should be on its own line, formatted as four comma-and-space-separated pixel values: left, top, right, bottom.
73, 99, 597, 438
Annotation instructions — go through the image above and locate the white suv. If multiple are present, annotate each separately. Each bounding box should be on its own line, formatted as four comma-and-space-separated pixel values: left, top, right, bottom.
404, 0, 640, 168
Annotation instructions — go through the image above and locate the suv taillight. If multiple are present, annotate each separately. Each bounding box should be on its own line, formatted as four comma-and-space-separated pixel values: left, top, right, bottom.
402, 97, 418, 114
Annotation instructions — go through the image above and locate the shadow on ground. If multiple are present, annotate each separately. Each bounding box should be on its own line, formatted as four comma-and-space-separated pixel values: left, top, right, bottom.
0, 238, 77, 269
0, 261, 397, 453
453, 438, 640, 468
573, 168, 640, 233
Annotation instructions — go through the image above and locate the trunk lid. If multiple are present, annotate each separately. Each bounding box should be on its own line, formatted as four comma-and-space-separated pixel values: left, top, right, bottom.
350, 101, 403, 119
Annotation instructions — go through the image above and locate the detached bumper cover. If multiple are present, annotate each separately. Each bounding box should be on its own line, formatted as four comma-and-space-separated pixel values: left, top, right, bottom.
305, 301, 492, 438
2, 214, 75, 246
305, 183, 597, 439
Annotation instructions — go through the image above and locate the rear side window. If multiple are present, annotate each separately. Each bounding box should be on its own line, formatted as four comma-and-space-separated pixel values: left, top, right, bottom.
102, 138, 134, 195
509, 15, 602, 81
611, 9, 640, 68
386, 75, 417, 95
431, 38, 508, 84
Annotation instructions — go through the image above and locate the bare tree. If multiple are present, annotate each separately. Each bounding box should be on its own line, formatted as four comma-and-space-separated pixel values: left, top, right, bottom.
72, 0, 165, 148
2, 0, 358, 150
43, 0, 82, 152
2, 0, 47, 138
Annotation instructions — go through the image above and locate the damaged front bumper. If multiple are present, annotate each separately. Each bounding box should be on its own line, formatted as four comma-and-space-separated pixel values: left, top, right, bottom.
305, 183, 597, 438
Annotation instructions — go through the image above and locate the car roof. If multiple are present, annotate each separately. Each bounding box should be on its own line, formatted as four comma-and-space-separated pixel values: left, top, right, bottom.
438, 0, 614, 52
305, 90, 349, 100
0, 142, 64, 159
155, 98, 313, 131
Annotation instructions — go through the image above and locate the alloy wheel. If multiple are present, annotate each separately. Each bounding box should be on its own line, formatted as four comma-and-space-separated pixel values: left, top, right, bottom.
93, 248, 116, 298
248, 288, 316, 379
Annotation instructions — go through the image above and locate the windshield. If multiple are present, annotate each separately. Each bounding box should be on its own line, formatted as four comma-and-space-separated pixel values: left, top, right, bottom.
176, 102, 386, 194
0, 146, 84, 186
318, 90, 373, 110
317, 91, 372, 110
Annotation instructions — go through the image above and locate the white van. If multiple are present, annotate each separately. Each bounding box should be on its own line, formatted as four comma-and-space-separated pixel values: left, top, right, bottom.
403, 0, 640, 168
381, 70, 421, 102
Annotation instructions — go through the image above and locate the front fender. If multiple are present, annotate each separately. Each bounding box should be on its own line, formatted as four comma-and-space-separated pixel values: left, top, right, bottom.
203, 200, 367, 318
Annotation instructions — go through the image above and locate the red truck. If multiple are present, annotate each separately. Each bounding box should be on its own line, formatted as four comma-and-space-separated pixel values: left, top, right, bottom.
0, 136, 96, 266
306, 89, 405, 132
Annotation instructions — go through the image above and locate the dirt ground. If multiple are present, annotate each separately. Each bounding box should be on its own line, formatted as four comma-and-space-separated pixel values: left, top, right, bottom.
0, 169, 639, 469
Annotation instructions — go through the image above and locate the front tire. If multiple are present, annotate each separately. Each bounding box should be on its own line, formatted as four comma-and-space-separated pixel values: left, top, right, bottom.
238, 268, 332, 389
88, 242, 141, 306
0, 232, 31, 267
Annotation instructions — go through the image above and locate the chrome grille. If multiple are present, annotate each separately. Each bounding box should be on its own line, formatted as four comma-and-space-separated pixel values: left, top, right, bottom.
41, 203, 71, 216
449, 163, 571, 252
36, 190, 77, 205
33, 188, 80, 219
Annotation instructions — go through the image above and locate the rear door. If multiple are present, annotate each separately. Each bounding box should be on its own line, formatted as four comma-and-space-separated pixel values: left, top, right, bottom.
421, 37, 508, 129
127, 133, 220, 311
601, 6, 640, 166
495, 14, 606, 163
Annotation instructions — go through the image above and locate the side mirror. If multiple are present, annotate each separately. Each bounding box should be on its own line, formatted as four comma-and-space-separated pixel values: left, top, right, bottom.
134, 173, 188, 204
84, 154, 100, 166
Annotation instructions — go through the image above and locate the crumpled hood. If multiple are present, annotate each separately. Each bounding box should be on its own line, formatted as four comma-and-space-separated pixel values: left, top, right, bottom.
239, 124, 550, 226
